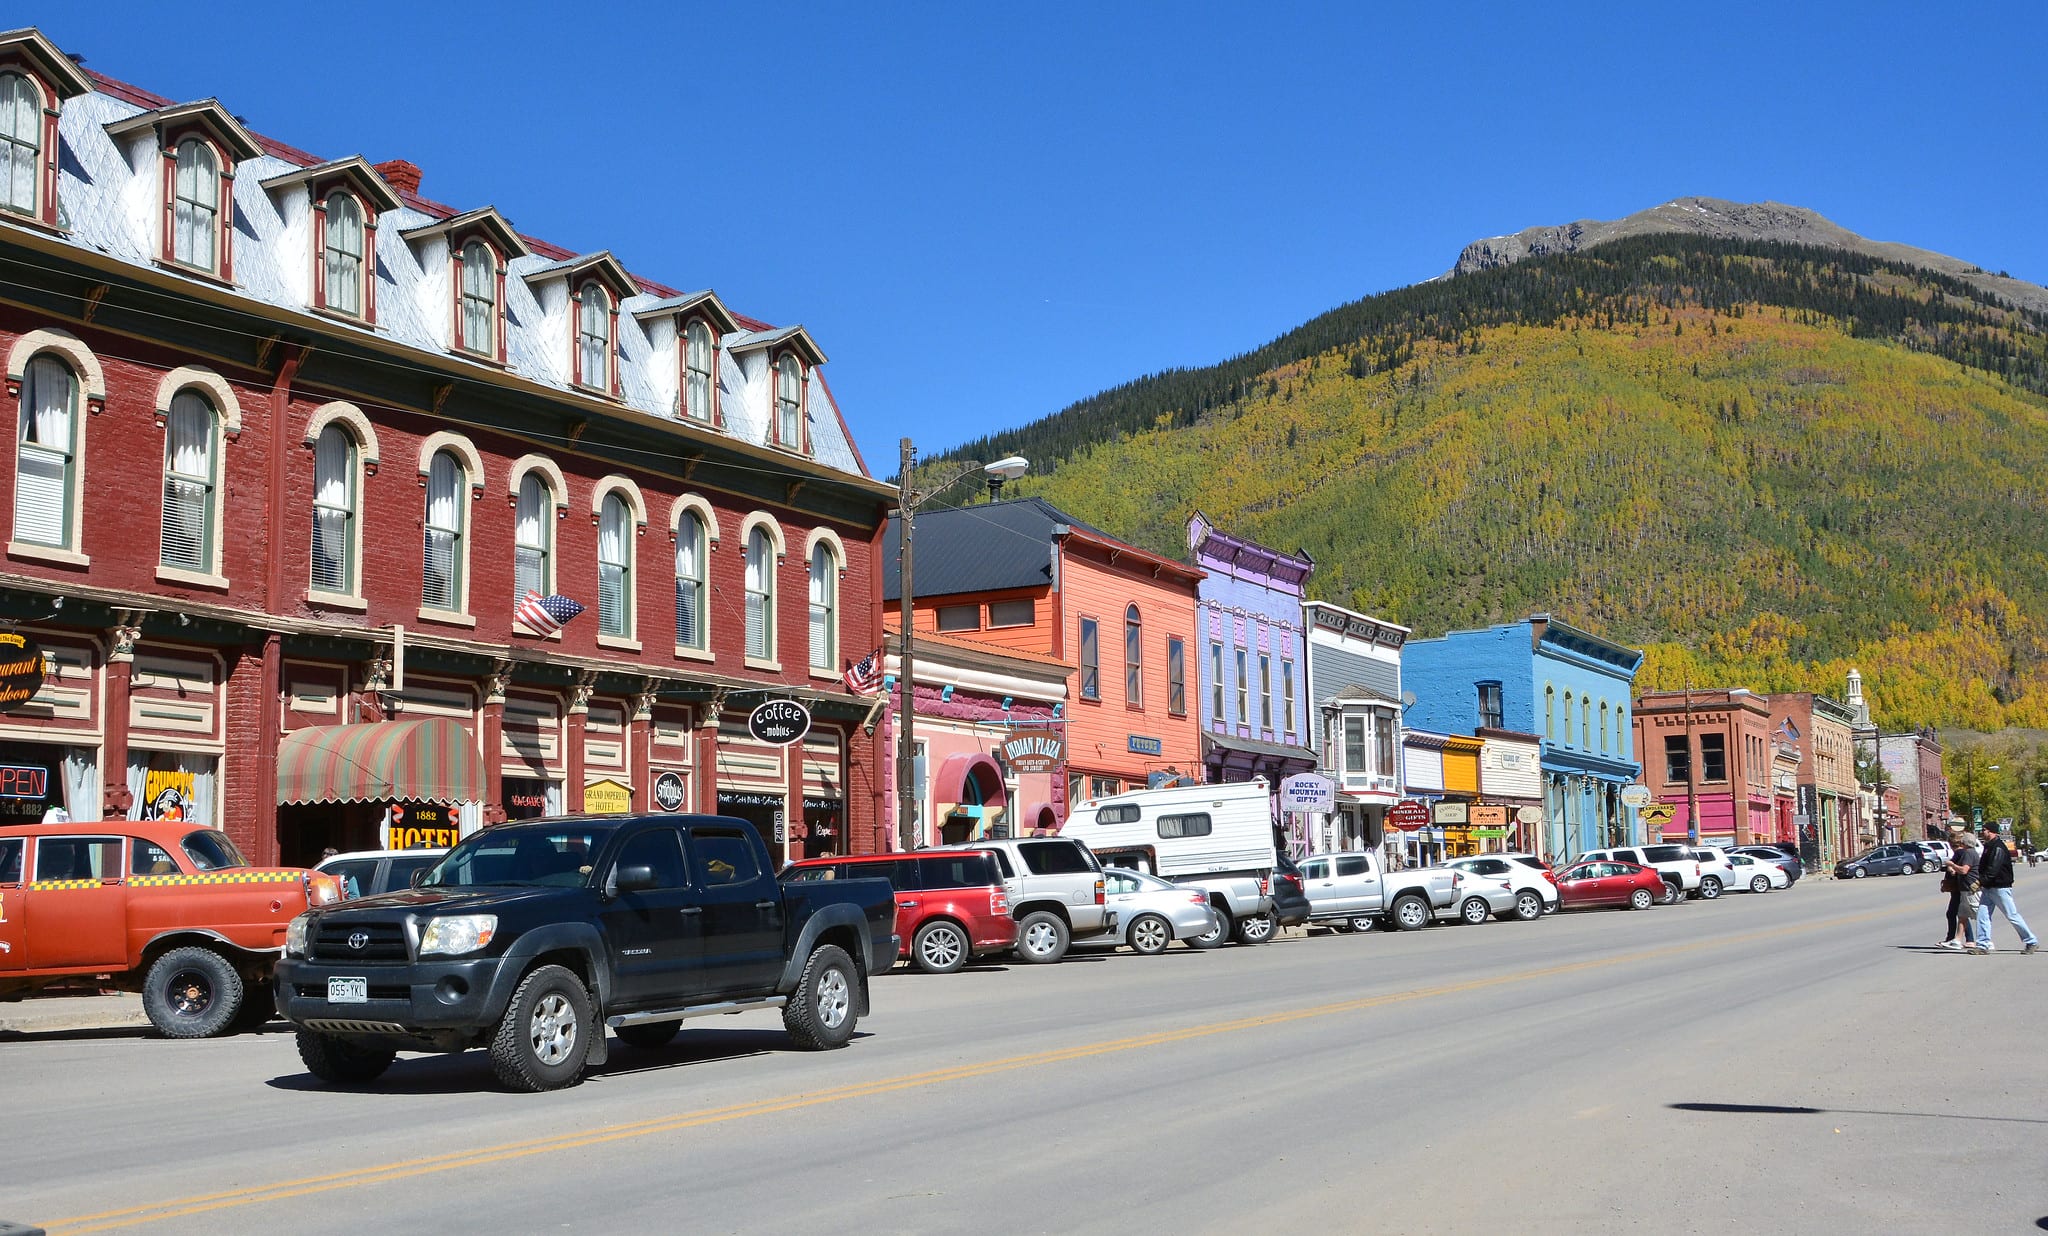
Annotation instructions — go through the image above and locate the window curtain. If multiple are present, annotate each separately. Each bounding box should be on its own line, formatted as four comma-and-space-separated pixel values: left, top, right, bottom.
685, 323, 712, 420
745, 531, 770, 658
808, 544, 833, 670
325, 194, 363, 315
543, 781, 565, 816
579, 291, 608, 387
178, 753, 217, 829
173, 141, 216, 269
674, 513, 702, 649
457, 801, 483, 838
461, 243, 494, 353
514, 475, 547, 599
0, 72, 37, 214
161, 390, 214, 570
125, 752, 148, 822
597, 496, 628, 634
311, 426, 353, 592
61, 746, 98, 821
423, 453, 462, 609
16, 354, 72, 545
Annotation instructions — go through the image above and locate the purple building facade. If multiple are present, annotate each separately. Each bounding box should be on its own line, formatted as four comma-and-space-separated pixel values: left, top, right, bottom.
1188, 514, 1319, 796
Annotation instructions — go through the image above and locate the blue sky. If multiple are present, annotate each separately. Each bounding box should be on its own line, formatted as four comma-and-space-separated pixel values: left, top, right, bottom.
43, 2, 2048, 470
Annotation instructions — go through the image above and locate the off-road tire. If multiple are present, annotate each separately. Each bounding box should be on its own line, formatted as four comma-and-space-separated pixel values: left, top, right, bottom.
783, 944, 859, 1051
1389, 894, 1430, 931
1234, 911, 1277, 945
1014, 910, 1071, 964
912, 919, 971, 974
1128, 913, 1173, 956
614, 1020, 681, 1050
489, 964, 593, 1092
142, 946, 244, 1039
297, 1030, 396, 1084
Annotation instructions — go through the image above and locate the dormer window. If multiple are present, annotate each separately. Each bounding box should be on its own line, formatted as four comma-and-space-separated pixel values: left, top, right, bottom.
109, 100, 261, 282
172, 139, 219, 272
0, 30, 92, 232
460, 240, 497, 355
684, 319, 715, 422
400, 206, 527, 365
575, 282, 614, 394
321, 191, 364, 317
0, 72, 40, 217
260, 156, 398, 326
774, 353, 804, 451
632, 290, 737, 429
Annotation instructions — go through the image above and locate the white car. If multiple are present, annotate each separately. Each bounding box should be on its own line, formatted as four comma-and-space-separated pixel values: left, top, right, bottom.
1445, 854, 1557, 921
1722, 850, 1789, 892
1081, 867, 1222, 955
313, 848, 448, 899
1688, 848, 1737, 900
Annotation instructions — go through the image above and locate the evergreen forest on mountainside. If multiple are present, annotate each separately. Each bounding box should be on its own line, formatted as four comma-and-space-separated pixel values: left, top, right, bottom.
930, 237, 2048, 731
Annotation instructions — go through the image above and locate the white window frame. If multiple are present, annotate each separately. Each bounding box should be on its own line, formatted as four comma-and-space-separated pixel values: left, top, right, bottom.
0, 71, 41, 219
744, 525, 777, 664
597, 492, 634, 639
576, 282, 612, 394
171, 138, 220, 273
808, 539, 837, 673
684, 318, 715, 422
159, 388, 219, 576
773, 353, 804, 451
458, 240, 498, 357
513, 472, 553, 602
309, 423, 357, 599
321, 189, 366, 319
13, 353, 78, 552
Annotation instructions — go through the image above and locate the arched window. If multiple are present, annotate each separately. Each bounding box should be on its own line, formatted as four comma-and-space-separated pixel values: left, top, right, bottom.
459, 240, 496, 355
0, 72, 38, 217
172, 139, 219, 272
684, 319, 714, 422
745, 527, 774, 660
160, 389, 218, 571
597, 493, 632, 636
422, 450, 466, 611
675, 510, 706, 651
310, 424, 356, 594
323, 191, 364, 317
1582, 697, 1591, 749
1599, 701, 1610, 752
808, 540, 837, 672
513, 472, 551, 601
774, 353, 803, 448
577, 283, 611, 392
1562, 693, 1573, 746
1124, 604, 1143, 706
14, 354, 77, 548
1545, 684, 1556, 739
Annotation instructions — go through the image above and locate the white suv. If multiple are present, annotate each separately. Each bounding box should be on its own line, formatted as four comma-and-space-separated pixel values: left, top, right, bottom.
1583, 844, 1703, 903
969, 837, 1116, 964
1446, 854, 1557, 920
1688, 848, 1737, 900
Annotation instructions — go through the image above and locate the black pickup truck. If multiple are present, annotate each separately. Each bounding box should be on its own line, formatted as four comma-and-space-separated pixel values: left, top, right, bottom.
274, 814, 897, 1091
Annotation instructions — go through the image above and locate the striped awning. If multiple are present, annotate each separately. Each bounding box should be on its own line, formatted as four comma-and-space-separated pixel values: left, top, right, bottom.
276, 718, 485, 806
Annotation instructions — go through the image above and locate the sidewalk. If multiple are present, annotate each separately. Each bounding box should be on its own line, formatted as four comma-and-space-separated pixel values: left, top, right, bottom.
0, 993, 150, 1036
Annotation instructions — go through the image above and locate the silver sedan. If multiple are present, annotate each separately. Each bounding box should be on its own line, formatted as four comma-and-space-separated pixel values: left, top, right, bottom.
1084, 867, 1223, 955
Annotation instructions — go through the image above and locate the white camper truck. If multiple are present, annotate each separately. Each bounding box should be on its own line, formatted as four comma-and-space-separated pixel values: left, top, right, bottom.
1069, 779, 1281, 946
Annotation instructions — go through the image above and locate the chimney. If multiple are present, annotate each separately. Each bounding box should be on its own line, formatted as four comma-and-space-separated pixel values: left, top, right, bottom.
374, 159, 422, 196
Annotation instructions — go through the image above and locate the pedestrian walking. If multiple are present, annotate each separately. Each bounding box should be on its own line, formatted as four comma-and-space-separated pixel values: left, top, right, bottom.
1939, 826, 1980, 951
1971, 821, 2038, 954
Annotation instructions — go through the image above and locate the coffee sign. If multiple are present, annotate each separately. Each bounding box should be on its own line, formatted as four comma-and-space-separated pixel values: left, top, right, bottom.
999, 729, 1065, 774
0, 630, 45, 714
748, 699, 812, 746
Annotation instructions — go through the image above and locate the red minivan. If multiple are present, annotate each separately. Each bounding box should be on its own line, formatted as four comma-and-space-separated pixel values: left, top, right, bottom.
783, 849, 1015, 974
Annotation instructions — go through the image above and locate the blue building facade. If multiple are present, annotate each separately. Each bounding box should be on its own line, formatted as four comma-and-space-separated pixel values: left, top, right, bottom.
1401, 615, 1642, 860
1187, 514, 1317, 792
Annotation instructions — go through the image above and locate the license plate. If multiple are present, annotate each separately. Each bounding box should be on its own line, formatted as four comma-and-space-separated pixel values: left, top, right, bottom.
327, 977, 368, 1004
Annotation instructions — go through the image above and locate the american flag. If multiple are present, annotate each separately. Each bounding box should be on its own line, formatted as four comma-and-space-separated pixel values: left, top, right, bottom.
843, 647, 883, 695
515, 591, 585, 636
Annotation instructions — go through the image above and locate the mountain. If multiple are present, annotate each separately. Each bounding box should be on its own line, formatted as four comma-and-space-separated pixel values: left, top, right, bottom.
1452, 197, 2048, 317
933, 224, 2048, 731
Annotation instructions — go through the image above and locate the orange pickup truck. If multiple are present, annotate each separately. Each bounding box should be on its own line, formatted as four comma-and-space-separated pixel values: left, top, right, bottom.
0, 819, 341, 1037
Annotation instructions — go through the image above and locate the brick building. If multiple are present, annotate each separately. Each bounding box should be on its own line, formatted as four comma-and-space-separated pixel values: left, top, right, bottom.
0, 28, 892, 865
1632, 688, 1776, 846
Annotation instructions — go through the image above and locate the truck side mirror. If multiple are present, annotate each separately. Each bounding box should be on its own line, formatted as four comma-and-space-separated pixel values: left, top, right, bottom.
613, 864, 658, 895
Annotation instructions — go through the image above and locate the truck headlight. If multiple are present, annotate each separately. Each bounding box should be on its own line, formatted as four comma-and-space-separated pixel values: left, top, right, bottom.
419, 914, 498, 956
285, 913, 312, 958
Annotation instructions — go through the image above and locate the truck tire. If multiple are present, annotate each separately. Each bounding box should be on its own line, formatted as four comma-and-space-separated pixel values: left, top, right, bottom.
614, 1021, 681, 1050
912, 919, 971, 974
1127, 913, 1173, 956
1344, 915, 1377, 934
1013, 911, 1071, 964
142, 946, 244, 1039
490, 964, 594, 1092
1388, 894, 1430, 932
1233, 911, 1277, 945
297, 1030, 396, 1085
1184, 907, 1230, 949
783, 944, 859, 1050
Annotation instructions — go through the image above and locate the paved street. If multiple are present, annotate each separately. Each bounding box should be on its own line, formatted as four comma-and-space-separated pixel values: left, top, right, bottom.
5, 875, 2043, 1235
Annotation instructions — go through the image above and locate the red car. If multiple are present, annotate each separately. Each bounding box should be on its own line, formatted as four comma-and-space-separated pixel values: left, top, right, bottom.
783, 849, 1015, 973
1554, 859, 1664, 911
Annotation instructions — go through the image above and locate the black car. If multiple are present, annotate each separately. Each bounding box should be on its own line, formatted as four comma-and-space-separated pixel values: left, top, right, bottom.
1730, 844, 1802, 884
1835, 844, 1926, 879
1270, 854, 1311, 927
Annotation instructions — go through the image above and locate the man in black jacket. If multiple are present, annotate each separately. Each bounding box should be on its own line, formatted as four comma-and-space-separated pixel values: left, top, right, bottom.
1972, 821, 2038, 954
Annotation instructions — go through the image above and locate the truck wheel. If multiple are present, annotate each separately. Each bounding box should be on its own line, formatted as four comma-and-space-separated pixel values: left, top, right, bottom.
614, 1021, 681, 1050
1345, 915, 1377, 934
783, 944, 859, 1050
1128, 913, 1173, 956
1234, 911, 1277, 945
142, 946, 244, 1039
297, 1030, 396, 1085
490, 964, 593, 1092
1459, 897, 1491, 925
912, 920, 971, 974
1014, 911, 1071, 964
1511, 891, 1544, 922
1660, 877, 1686, 903
1698, 876, 1722, 900
1389, 894, 1430, 931
1184, 908, 1230, 949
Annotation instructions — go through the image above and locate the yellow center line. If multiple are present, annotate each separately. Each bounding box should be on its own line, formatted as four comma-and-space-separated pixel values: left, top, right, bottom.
43, 901, 1917, 1234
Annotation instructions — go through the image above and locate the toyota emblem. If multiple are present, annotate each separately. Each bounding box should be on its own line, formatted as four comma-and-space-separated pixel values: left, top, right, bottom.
347, 932, 370, 950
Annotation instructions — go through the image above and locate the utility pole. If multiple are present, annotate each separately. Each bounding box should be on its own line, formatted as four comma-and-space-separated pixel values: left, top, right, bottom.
1683, 681, 1699, 845
896, 437, 918, 851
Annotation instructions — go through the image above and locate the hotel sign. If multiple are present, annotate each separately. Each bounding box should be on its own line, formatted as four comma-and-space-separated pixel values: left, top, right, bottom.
1000, 729, 1065, 774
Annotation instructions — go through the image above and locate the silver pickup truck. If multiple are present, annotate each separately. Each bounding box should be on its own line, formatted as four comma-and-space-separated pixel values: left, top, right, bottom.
1299, 851, 1465, 932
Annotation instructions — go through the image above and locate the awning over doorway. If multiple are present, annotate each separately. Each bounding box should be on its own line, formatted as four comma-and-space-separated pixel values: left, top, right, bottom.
277, 718, 485, 806
934, 752, 1008, 813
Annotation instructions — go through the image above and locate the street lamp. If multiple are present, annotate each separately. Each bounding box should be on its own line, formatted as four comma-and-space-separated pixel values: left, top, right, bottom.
894, 440, 1028, 851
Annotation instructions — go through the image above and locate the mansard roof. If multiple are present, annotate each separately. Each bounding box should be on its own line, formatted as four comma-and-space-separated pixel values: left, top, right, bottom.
725, 324, 827, 368
521, 250, 638, 301
103, 98, 262, 162
258, 155, 403, 214
632, 289, 741, 335
398, 205, 532, 258
0, 27, 92, 99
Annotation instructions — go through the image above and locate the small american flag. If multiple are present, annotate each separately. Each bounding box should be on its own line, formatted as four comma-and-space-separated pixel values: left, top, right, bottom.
515, 591, 585, 636
843, 647, 883, 695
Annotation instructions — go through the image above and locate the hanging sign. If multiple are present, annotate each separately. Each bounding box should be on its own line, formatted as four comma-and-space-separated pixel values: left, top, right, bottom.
1278, 773, 1336, 814
652, 771, 687, 812
748, 699, 812, 746
1619, 784, 1653, 808
1388, 800, 1432, 831
0, 630, 45, 714
1469, 804, 1509, 827
999, 728, 1065, 774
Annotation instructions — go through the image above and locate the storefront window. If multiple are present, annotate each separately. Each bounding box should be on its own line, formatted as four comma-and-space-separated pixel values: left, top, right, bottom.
125, 751, 217, 828
0, 741, 95, 824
